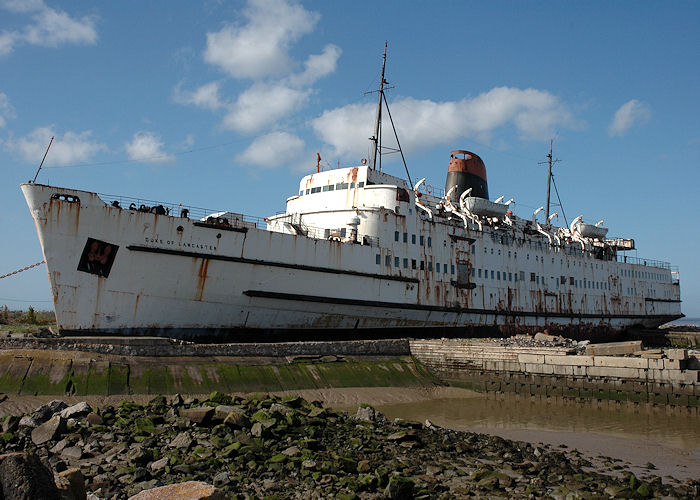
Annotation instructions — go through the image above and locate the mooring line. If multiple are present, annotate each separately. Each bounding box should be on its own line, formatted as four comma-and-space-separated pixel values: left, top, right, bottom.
0, 260, 46, 279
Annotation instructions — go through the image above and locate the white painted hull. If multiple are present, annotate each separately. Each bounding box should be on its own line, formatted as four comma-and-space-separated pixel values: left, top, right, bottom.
22, 183, 682, 341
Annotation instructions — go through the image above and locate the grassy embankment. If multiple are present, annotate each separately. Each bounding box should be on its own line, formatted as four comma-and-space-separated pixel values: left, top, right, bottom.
0, 307, 56, 334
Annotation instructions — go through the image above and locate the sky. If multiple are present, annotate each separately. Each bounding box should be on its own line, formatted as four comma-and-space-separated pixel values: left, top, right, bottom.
0, 0, 698, 318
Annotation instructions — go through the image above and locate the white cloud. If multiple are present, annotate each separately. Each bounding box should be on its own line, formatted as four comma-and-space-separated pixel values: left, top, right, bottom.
0, 32, 17, 56
608, 99, 651, 137
223, 83, 310, 133
4, 126, 105, 165
204, 0, 319, 79
124, 132, 175, 164
174, 81, 225, 111
23, 6, 97, 47
288, 44, 342, 86
0, 91, 15, 127
0, 0, 97, 56
312, 87, 580, 158
236, 131, 305, 169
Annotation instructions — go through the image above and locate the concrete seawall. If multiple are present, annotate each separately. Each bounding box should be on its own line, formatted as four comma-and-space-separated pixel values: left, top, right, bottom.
410, 339, 700, 411
0, 348, 436, 397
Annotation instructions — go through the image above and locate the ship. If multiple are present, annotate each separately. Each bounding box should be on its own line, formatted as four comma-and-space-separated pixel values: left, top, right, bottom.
21, 47, 682, 342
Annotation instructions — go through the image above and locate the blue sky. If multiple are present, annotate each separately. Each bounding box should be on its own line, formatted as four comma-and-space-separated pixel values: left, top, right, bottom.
1, 0, 698, 318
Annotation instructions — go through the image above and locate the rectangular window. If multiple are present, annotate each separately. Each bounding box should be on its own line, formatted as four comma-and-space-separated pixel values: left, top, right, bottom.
497, 271, 501, 280
394, 231, 399, 242
509, 273, 512, 281
403, 232, 408, 243
420, 235, 425, 246
519, 271, 525, 281
478, 269, 482, 278
561, 276, 566, 284
530, 272, 536, 282
350, 182, 356, 188
340, 228, 346, 237
322, 185, 331, 192
569, 277, 574, 285
394, 257, 400, 268
412, 234, 416, 244
299, 190, 303, 196
305, 189, 310, 195
311, 187, 321, 193
336, 182, 349, 190
451, 265, 455, 275
471, 245, 476, 253
427, 237, 432, 247
385, 255, 391, 266
376, 254, 381, 265
443, 264, 447, 273
411, 259, 417, 270
358, 181, 365, 187
436, 262, 440, 272
428, 261, 433, 271
403, 258, 408, 268
420, 260, 425, 270
491, 270, 494, 279
536, 276, 540, 284
324, 229, 330, 238
484, 269, 488, 279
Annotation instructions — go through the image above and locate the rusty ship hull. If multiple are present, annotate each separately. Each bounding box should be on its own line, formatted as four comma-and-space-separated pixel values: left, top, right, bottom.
21, 164, 682, 341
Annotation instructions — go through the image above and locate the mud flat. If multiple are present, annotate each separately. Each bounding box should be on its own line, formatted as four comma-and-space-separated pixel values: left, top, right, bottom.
1, 393, 698, 499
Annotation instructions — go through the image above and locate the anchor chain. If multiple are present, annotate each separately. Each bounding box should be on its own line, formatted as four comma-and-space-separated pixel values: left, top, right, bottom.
0, 260, 46, 279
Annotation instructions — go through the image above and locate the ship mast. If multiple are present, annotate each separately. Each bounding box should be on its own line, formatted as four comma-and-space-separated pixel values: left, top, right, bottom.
540, 139, 560, 221
370, 41, 388, 171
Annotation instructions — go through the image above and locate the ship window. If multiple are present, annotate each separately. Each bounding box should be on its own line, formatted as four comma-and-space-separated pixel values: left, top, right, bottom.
340, 228, 346, 237
491, 270, 494, 279
350, 182, 356, 188
514, 273, 518, 282
336, 182, 349, 190
412, 234, 416, 244
396, 187, 410, 202
306, 189, 310, 195
324, 229, 331, 238
403, 258, 408, 268
484, 269, 488, 279
478, 269, 482, 278
497, 271, 501, 280
420, 235, 425, 246
509, 273, 512, 282
519, 271, 525, 281
358, 182, 365, 187
403, 232, 407, 243
451, 265, 455, 275
436, 262, 440, 272
428, 261, 433, 271
536, 276, 540, 284
472, 268, 475, 277
299, 190, 303, 196
535, 255, 539, 262
412, 259, 417, 270
395, 257, 400, 268
394, 231, 399, 242
322, 185, 330, 192
472, 245, 475, 253
420, 261, 425, 270
530, 272, 536, 282
491, 248, 494, 254
311, 187, 321, 193
385, 255, 391, 266
427, 237, 432, 247
376, 254, 381, 265
444, 264, 447, 273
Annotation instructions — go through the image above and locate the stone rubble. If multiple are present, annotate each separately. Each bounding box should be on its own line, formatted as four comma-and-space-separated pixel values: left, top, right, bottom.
0, 392, 697, 499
